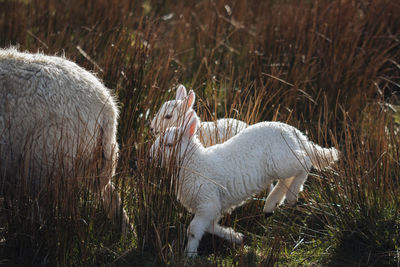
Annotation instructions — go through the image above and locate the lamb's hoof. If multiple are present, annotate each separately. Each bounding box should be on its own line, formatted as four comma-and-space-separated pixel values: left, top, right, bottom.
264, 212, 274, 218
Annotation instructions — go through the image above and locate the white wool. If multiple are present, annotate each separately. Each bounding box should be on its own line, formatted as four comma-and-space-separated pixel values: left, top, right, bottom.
150, 110, 339, 256
150, 84, 248, 146
0, 47, 130, 234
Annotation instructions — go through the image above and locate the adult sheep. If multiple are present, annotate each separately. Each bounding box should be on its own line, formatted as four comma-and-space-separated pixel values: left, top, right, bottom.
0, 48, 130, 233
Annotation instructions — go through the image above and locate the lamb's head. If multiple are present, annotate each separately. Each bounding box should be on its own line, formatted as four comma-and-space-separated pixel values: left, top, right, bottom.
150, 85, 196, 135
149, 110, 200, 166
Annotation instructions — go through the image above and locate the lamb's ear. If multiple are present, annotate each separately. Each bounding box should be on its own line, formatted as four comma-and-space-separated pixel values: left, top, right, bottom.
183, 112, 199, 139
183, 110, 197, 127
176, 85, 187, 100
185, 90, 195, 110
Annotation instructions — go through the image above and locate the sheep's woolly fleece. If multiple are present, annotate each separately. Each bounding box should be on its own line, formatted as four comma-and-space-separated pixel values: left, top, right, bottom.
0, 47, 119, 172
0, 48, 131, 234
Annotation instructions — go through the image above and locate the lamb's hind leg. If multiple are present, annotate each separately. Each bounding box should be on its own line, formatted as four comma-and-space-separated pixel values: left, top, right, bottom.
263, 177, 295, 216
207, 219, 244, 244
286, 170, 308, 206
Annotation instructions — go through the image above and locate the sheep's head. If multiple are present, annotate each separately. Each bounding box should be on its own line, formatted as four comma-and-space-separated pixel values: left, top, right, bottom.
149, 110, 200, 167
150, 85, 196, 135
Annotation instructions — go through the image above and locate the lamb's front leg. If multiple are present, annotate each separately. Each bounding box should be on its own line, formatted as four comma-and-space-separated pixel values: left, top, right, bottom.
286, 170, 308, 206
263, 177, 295, 216
186, 206, 217, 257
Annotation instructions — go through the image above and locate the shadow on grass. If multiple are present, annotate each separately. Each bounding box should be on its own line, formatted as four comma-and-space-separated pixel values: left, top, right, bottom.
326, 213, 400, 266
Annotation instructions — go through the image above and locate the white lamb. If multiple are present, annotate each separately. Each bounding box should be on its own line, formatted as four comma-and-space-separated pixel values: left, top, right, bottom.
0, 48, 130, 234
150, 85, 248, 146
150, 110, 339, 257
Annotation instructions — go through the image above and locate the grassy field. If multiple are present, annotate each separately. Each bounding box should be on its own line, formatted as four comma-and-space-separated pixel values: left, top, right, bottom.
1, 0, 400, 266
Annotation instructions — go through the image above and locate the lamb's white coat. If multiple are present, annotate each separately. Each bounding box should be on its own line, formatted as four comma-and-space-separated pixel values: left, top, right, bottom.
150, 85, 248, 146
0, 48, 130, 233
150, 111, 339, 256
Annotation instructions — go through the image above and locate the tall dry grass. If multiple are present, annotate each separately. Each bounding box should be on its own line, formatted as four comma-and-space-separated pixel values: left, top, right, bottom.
1, 0, 399, 265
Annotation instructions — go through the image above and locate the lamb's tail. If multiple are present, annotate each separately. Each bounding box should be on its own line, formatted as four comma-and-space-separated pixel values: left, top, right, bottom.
303, 142, 339, 170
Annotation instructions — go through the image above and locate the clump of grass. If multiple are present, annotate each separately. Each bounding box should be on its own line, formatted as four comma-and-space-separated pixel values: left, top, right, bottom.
310, 102, 400, 266
0, 132, 127, 266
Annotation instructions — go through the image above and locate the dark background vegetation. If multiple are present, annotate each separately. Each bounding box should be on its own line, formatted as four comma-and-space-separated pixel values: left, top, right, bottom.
0, 0, 399, 266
